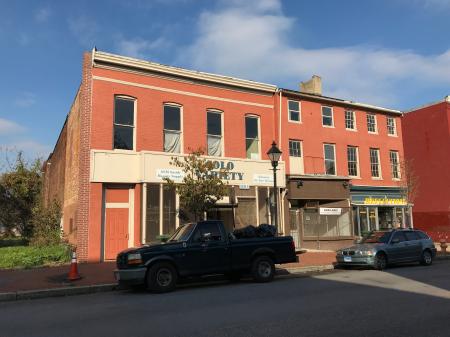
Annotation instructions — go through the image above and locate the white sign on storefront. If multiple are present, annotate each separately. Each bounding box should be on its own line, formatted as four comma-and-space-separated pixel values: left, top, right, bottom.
319, 208, 342, 215
156, 169, 184, 182
253, 174, 273, 184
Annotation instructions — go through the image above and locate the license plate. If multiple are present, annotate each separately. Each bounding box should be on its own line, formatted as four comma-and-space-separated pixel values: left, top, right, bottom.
344, 256, 352, 262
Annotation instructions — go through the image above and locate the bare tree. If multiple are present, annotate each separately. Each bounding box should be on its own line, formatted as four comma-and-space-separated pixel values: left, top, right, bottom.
400, 159, 420, 204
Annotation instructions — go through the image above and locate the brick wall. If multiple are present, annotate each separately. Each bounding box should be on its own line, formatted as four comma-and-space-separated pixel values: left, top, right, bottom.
76, 52, 93, 261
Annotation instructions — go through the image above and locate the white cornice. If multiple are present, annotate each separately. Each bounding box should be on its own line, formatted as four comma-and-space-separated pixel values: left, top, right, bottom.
92, 51, 277, 93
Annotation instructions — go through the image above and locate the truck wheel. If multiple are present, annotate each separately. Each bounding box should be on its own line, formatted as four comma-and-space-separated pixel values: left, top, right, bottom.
251, 256, 275, 283
146, 262, 178, 293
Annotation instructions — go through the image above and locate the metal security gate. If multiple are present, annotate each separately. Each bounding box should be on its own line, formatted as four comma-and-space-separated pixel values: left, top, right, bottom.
289, 209, 302, 249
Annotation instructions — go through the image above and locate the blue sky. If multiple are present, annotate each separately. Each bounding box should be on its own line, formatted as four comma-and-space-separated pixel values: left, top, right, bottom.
1, 0, 450, 161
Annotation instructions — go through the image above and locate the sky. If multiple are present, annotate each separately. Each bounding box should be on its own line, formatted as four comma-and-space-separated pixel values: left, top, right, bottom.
1, 0, 450, 161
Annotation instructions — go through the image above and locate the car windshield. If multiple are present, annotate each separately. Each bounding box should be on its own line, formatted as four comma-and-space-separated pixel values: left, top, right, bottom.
361, 231, 391, 244
167, 223, 196, 242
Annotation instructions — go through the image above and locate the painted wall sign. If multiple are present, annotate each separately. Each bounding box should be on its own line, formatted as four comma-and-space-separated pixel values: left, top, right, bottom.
364, 197, 407, 205
319, 207, 342, 215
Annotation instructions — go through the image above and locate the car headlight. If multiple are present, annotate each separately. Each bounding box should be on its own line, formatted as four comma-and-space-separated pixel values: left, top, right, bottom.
127, 252, 142, 265
360, 250, 374, 256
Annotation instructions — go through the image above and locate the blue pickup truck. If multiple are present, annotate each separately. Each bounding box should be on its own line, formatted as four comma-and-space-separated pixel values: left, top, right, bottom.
114, 220, 298, 292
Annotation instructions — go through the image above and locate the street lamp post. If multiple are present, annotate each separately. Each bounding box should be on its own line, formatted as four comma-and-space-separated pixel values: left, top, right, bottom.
267, 141, 282, 234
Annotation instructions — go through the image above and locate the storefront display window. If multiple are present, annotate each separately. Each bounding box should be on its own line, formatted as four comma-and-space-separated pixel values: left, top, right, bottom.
145, 184, 160, 242
378, 207, 393, 229
235, 198, 257, 228
302, 208, 351, 238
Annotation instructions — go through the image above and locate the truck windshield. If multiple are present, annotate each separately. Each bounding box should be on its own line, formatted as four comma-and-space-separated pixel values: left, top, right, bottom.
362, 231, 391, 244
168, 223, 196, 242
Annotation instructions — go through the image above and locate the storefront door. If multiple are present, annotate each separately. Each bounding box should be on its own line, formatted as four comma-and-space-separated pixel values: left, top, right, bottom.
289, 209, 301, 249
104, 187, 133, 260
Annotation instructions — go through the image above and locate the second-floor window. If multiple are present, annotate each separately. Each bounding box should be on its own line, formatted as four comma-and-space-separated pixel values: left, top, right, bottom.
164, 104, 182, 153
324, 143, 336, 175
113, 97, 135, 150
370, 148, 381, 178
288, 100, 301, 122
345, 110, 355, 130
347, 146, 359, 177
322, 106, 334, 127
367, 114, 377, 133
390, 150, 400, 179
245, 116, 260, 159
207, 111, 222, 156
387, 117, 396, 135
289, 139, 302, 157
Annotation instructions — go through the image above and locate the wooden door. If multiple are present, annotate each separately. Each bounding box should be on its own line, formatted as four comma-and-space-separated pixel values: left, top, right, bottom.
105, 208, 129, 260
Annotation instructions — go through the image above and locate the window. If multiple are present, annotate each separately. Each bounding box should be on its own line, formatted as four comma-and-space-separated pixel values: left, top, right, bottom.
416, 231, 429, 240
390, 150, 400, 179
193, 222, 223, 242
324, 144, 336, 175
289, 139, 302, 157
207, 111, 222, 156
391, 232, 407, 242
322, 106, 334, 127
288, 100, 301, 122
367, 114, 377, 133
345, 110, 355, 130
347, 146, 359, 177
245, 116, 260, 159
163, 104, 182, 153
405, 231, 419, 241
113, 97, 135, 150
387, 117, 396, 135
370, 148, 381, 178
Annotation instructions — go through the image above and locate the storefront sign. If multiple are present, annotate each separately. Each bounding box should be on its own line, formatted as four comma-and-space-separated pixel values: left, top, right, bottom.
364, 197, 407, 205
239, 184, 250, 190
156, 169, 184, 182
253, 174, 274, 184
319, 208, 342, 215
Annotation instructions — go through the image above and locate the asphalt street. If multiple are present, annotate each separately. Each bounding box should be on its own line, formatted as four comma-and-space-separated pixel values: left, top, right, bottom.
1, 261, 449, 337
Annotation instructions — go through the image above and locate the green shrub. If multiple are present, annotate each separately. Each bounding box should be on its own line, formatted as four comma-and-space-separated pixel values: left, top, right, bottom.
30, 200, 64, 247
0, 244, 71, 269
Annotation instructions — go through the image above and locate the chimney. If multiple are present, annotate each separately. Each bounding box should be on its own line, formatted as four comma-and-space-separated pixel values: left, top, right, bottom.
300, 75, 322, 95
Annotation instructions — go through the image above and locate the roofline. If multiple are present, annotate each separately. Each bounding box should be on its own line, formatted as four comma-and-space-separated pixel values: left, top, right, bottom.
287, 174, 350, 181
92, 50, 277, 94
280, 88, 402, 115
403, 95, 450, 113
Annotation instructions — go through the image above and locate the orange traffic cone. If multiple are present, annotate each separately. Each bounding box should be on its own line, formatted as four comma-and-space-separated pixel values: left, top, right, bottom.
67, 251, 82, 281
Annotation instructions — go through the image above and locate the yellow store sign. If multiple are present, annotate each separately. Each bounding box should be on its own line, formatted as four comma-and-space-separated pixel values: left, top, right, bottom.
364, 197, 407, 205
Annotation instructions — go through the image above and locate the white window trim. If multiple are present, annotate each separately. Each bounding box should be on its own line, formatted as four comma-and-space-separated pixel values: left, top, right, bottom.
345, 110, 357, 131
367, 113, 378, 134
347, 145, 360, 178
113, 95, 137, 152
163, 102, 184, 154
245, 114, 261, 160
387, 117, 398, 137
370, 148, 382, 180
206, 109, 225, 157
323, 143, 337, 176
390, 150, 401, 180
288, 139, 303, 157
288, 100, 302, 124
321, 106, 334, 128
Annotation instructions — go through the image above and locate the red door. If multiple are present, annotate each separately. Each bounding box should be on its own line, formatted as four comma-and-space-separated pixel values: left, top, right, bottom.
105, 208, 129, 260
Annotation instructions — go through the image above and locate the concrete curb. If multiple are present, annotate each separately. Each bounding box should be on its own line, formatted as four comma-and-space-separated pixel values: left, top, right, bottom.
435, 255, 450, 261
0, 283, 117, 302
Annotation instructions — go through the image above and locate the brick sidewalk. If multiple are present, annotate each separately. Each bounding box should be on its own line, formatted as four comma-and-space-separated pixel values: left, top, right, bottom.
0, 252, 336, 293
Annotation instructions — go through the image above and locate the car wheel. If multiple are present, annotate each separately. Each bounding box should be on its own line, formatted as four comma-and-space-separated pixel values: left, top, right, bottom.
146, 262, 178, 293
374, 253, 387, 271
420, 250, 433, 266
251, 256, 275, 283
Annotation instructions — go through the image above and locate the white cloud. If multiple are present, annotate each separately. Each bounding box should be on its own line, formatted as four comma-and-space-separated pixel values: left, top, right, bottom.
14, 92, 37, 108
8, 140, 52, 159
179, 0, 450, 107
35, 7, 51, 23
116, 36, 168, 59
0, 118, 25, 135
68, 16, 98, 47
